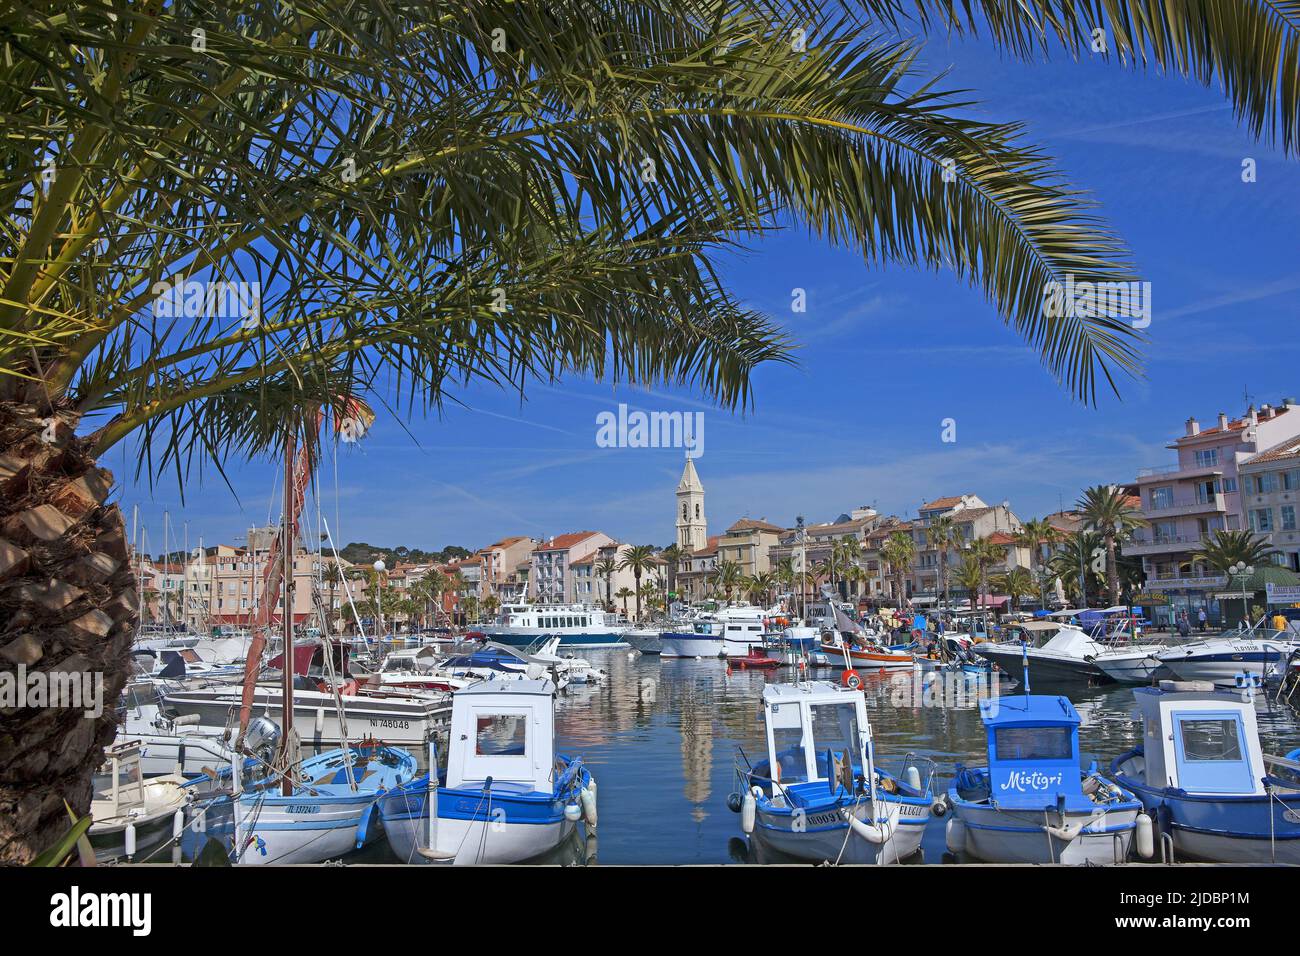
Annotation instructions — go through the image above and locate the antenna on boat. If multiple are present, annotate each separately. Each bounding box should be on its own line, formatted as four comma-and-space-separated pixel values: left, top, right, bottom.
1021, 637, 1031, 697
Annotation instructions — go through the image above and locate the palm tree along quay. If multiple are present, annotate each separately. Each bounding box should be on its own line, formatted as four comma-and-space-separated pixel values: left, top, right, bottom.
1, 1, 1297, 864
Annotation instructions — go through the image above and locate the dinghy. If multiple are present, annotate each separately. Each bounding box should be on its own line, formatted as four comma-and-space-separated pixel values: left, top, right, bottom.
90, 741, 190, 863
945, 694, 1141, 864
1110, 678, 1300, 864
731, 681, 933, 864
376, 677, 595, 864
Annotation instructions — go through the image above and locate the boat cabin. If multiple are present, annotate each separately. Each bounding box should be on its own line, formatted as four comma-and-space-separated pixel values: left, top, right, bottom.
447, 678, 557, 794
1131, 682, 1266, 797
979, 695, 1089, 811
760, 682, 868, 788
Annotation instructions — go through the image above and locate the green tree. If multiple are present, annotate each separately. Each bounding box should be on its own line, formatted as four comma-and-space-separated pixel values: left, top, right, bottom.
1014, 518, 1061, 608
993, 567, 1035, 611
1194, 529, 1279, 576
4, 0, 1295, 865
1077, 485, 1146, 605
925, 515, 960, 609
659, 544, 687, 602
615, 587, 635, 619
618, 544, 658, 621
967, 536, 1004, 611
595, 557, 619, 611
1050, 531, 1105, 605
880, 532, 916, 608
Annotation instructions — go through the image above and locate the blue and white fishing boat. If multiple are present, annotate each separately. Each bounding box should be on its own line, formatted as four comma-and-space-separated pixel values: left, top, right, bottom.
945, 694, 1142, 864
483, 603, 627, 649
1110, 678, 1300, 864
731, 681, 934, 864
376, 678, 595, 864
185, 736, 418, 865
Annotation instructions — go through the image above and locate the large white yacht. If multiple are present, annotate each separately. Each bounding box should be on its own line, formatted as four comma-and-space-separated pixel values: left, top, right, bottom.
482, 603, 628, 649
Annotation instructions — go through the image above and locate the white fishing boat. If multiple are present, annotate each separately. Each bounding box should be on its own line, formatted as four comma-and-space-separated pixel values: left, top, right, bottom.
89, 741, 190, 863
483, 603, 627, 648
1111, 679, 1300, 863
731, 681, 933, 864
377, 678, 595, 864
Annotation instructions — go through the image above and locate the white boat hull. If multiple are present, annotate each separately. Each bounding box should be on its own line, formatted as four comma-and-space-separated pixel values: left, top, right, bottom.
384, 811, 574, 865
659, 633, 723, 658
232, 792, 378, 865
750, 800, 926, 864
1092, 649, 1168, 685
955, 804, 1137, 865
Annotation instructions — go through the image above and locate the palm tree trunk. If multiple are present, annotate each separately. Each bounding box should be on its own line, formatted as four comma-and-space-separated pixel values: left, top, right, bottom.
0, 402, 138, 863
634, 571, 642, 621
1106, 534, 1119, 605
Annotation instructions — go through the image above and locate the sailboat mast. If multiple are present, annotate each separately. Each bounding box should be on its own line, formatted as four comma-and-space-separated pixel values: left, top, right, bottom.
281, 432, 296, 796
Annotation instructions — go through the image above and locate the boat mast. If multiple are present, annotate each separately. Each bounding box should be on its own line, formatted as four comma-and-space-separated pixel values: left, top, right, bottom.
281, 430, 296, 796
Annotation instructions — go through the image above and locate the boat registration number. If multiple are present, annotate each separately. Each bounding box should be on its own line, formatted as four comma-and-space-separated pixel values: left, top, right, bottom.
286, 805, 322, 814
373, 719, 410, 729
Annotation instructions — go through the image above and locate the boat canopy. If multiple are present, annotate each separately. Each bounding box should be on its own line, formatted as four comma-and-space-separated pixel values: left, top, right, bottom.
447, 678, 557, 793
978, 695, 1088, 811
761, 682, 868, 785
1131, 683, 1265, 797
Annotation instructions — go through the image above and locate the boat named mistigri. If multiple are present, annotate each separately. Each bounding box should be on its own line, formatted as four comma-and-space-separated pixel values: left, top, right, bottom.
483, 603, 628, 649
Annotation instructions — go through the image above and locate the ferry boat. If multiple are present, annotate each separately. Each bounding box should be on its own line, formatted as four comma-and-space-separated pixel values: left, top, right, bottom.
731, 681, 934, 863
483, 603, 628, 649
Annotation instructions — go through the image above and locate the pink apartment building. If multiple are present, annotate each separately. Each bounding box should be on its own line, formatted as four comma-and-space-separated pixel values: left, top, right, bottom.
1131, 399, 1300, 622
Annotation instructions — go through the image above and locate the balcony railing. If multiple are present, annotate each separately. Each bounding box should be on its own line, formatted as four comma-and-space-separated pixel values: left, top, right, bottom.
1144, 493, 1225, 514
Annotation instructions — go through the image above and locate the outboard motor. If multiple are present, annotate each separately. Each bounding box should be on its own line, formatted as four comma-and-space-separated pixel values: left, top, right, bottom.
244, 716, 281, 758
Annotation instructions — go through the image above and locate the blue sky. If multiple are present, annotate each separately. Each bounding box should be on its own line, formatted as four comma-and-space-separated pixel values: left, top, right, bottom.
115, 32, 1300, 556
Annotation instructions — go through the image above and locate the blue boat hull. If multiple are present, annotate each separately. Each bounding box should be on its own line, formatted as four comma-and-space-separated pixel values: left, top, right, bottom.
1112, 749, 1300, 864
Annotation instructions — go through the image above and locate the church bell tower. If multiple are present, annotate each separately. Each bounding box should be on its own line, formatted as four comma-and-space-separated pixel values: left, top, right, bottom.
676, 458, 707, 552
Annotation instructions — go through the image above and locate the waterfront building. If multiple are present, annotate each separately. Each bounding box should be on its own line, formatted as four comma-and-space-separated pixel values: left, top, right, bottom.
768, 507, 886, 600
1130, 399, 1300, 621
907, 495, 1024, 607
474, 536, 537, 598
1238, 433, 1300, 574
717, 517, 787, 577
571, 542, 657, 609
674, 535, 721, 603
528, 530, 615, 603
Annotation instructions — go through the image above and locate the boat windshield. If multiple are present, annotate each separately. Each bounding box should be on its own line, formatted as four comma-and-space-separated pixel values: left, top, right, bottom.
809, 702, 861, 771
993, 726, 1072, 761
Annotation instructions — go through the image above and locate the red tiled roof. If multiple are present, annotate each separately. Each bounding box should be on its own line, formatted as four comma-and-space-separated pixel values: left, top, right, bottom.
536, 531, 601, 552
921, 495, 966, 511
985, 531, 1016, 546
726, 517, 785, 533
1175, 405, 1291, 442
1247, 437, 1300, 465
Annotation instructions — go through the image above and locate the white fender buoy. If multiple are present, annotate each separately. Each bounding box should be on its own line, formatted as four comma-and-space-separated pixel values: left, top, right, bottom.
741, 788, 758, 834
842, 807, 891, 844
1136, 812, 1155, 859
564, 802, 582, 823
945, 816, 965, 854
1043, 820, 1083, 841
904, 766, 921, 792
173, 808, 184, 840
125, 822, 137, 860
580, 784, 598, 829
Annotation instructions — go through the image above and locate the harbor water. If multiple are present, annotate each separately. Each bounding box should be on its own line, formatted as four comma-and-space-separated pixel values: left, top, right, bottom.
354, 649, 1300, 865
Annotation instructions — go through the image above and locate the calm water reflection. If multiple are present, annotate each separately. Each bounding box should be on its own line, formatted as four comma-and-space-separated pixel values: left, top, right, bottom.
551, 649, 1300, 865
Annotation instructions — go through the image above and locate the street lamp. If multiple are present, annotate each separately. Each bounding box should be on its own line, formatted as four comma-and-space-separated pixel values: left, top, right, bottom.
1228, 562, 1254, 629
373, 559, 387, 635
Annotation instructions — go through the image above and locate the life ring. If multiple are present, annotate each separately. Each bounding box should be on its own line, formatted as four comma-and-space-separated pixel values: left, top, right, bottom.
842, 669, 862, 690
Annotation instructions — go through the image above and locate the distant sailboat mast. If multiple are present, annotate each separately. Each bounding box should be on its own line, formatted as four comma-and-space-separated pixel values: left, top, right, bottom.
280, 432, 296, 796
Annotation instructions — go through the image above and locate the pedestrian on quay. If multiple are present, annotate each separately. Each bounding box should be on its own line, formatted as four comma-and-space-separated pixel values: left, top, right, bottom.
1197, 607, 1208, 632
1177, 610, 1191, 638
